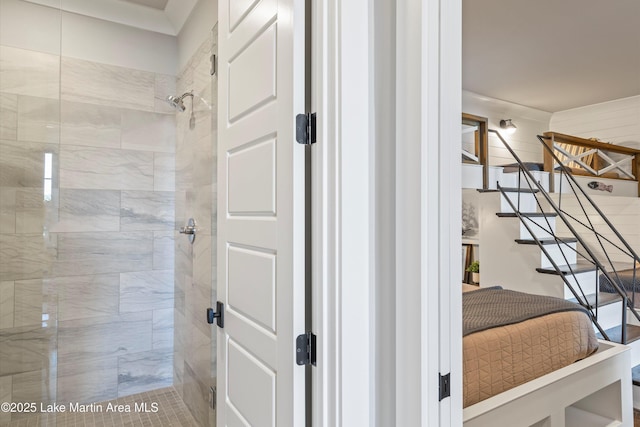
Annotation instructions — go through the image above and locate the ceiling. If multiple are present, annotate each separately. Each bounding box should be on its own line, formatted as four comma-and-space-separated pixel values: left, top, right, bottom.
23, 0, 198, 35
463, 0, 640, 112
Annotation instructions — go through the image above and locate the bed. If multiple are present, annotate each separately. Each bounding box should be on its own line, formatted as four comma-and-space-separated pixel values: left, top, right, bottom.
462, 285, 599, 408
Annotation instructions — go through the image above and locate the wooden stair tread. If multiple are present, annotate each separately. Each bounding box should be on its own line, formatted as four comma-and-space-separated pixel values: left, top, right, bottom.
478, 188, 540, 193
496, 212, 557, 218
536, 262, 597, 275
603, 261, 640, 272
568, 292, 621, 308
515, 237, 578, 245
598, 324, 640, 345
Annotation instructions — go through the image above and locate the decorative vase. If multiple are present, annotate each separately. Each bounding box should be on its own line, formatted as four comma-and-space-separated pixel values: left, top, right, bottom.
472, 272, 480, 284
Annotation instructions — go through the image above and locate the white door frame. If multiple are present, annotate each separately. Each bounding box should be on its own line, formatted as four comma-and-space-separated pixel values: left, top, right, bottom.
395, 0, 462, 425
312, 0, 462, 426
310, 0, 374, 425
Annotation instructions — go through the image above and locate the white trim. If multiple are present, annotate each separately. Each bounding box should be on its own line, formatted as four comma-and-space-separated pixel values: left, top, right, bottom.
553, 144, 637, 179
313, 0, 461, 425
312, 0, 341, 425
371, 0, 397, 425
596, 151, 635, 179
313, 0, 379, 425
338, 0, 373, 425
461, 150, 479, 163
395, 0, 425, 423
396, 0, 462, 425
439, 0, 463, 424
554, 144, 599, 175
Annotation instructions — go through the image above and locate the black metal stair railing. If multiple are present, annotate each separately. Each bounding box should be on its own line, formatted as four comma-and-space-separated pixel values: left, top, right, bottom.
537, 134, 640, 315
488, 129, 640, 344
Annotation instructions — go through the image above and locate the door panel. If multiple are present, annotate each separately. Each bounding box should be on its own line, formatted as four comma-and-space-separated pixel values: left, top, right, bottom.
227, 140, 276, 214
228, 24, 277, 121
225, 310, 277, 368
218, 0, 306, 424
229, 0, 262, 31
228, 340, 276, 425
227, 246, 276, 331
227, 219, 277, 248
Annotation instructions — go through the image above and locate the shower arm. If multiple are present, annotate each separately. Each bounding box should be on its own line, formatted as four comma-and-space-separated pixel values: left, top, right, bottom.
178, 91, 194, 101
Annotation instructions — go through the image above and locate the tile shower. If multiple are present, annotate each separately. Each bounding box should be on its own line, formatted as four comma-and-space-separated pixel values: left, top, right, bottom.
0, 44, 177, 422
0, 9, 217, 427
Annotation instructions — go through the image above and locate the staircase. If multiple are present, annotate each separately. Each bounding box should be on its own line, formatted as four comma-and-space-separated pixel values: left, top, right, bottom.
478, 130, 640, 368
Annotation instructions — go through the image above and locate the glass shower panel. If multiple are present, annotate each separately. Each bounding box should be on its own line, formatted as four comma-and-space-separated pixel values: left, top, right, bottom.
41, 0, 179, 410
0, 0, 62, 424
173, 24, 218, 426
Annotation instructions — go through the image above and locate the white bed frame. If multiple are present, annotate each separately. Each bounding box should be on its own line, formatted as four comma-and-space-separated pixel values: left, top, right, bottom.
463, 341, 633, 427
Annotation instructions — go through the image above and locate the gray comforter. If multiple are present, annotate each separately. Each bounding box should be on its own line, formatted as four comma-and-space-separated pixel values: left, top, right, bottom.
463, 287, 588, 336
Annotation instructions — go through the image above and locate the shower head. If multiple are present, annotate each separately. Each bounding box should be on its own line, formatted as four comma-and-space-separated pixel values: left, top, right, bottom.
165, 91, 194, 112
165, 95, 186, 112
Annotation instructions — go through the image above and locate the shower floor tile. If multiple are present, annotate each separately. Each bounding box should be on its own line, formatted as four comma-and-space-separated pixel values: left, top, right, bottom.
0, 387, 198, 427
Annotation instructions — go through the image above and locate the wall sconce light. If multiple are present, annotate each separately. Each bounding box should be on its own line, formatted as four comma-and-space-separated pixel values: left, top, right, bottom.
499, 119, 517, 135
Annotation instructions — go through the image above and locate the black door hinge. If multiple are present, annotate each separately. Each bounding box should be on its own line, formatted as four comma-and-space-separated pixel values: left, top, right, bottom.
296, 112, 316, 145
210, 54, 217, 76
296, 332, 316, 366
206, 302, 224, 328
439, 372, 450, 401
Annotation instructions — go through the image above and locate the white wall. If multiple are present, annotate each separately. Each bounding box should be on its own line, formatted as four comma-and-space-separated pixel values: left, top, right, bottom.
550, 95, 640, 151
462, 90, 552, 166
0, 0, 178, 75
552, 194, 640, 264
0, 0, 61, 55
548, 96, 640, 263
549, 96, 640, 187
177, 0, 217, 73
61, 12, 178, 75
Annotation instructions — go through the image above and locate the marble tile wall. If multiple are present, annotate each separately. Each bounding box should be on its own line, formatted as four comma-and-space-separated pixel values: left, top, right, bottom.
60, 57, 155, 111
0, 43, 177, 422
0, 46, 60, 99
173, 28, 217, 427
0, 94, 18, 141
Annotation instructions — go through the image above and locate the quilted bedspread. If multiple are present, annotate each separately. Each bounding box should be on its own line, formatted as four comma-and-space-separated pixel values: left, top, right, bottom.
462, 287, 599, 408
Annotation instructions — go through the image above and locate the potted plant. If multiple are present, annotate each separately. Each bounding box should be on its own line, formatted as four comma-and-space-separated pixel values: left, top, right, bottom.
466, 261, 480, 284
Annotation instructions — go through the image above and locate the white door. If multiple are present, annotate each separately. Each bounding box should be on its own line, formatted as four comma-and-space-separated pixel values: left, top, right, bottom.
217, 0, 307, 426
